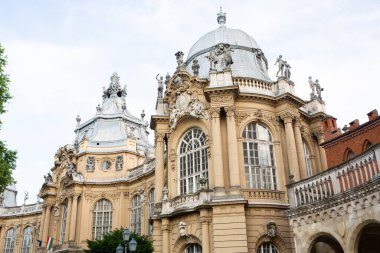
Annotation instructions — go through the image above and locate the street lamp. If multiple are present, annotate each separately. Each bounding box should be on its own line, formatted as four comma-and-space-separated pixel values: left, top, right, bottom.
116, 228, 137, 253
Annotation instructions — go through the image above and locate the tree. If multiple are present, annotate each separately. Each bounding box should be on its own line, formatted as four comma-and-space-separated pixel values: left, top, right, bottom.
0, 44, 17, 194
86, 228, 154, 253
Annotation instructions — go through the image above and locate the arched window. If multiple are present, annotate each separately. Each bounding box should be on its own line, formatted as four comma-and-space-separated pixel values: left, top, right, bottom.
179, 128, 208, 195
243, 122, 277, 190
21, 226, 33, 253
3, 228, 16, 253
92, 199, 112, 240
344, 148, 355, 161
303, 140, 313, 177
59, 204, 68, 243
184, 244, 202, 253
147, 189, 155, 235
257, 243, 279, 253
363, 140, 372, 152
131, 195, 142, 234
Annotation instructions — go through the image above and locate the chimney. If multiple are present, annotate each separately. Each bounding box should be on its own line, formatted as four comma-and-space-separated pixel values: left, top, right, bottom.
367, 109, 378, 121
349, 119, 359, 130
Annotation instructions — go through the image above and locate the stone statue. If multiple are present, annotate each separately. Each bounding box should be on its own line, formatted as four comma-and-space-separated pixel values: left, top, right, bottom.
173, 75, 183, 85
156, 74, 164, 98
199, 174, 207, 190
44, 172, 53, 183
165, 73, 170, 89
192, 59, 200, 76
267, 222, 277, 238
308, 76, 316, 98
175, 51, 184, 67
24, 191, 29, 205
179, 221, 187, 237
220, 44, 233, 70
275, 55, 286, 77
315, 79, 324, 100
284, 62, 291, 80
116, 156, 123, 170
206, 50, 218, 71
169, 105, 180, 129
162, 186, 169, 201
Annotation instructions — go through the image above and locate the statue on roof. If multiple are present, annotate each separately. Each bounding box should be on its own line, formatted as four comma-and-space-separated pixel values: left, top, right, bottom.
315, 79, 324, 101
206, 50, 218, 71
284, 61, 291, 80
175, 51, 184, 68
308, 76, 316, 99
192, 59, 200, 76
156, 74, 164, 98
275, 55, 286, 78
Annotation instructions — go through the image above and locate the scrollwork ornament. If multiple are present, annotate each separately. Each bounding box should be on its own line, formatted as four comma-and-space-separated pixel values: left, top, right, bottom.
225, 106, 236, 118
209, 107, 220, 119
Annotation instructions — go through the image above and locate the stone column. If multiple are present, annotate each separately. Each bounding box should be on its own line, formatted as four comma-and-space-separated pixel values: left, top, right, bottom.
69, 194, 79, 241
282, 114, 300, 181
39, 207, 46, 241
64, 197, 73, 242
294, 117, 307, 179
200, 209, 210, 253
315, 131, 328, 170
155, 133, 165, 202
210, 107, 225, 195
42, 204, 52, 245
162, 218, 170, 253
225, 106, 240, 194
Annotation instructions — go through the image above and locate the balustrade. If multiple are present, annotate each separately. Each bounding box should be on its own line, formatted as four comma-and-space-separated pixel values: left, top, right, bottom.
288, 144, 380, 208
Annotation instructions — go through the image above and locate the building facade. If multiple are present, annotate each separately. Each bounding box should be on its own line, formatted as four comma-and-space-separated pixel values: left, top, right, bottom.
0, 9, 379, 253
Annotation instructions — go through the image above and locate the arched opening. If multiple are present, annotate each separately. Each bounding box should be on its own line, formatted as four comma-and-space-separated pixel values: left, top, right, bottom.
184, 243, 202, 253
357, 223, 380, 253
310, 235, 344, 253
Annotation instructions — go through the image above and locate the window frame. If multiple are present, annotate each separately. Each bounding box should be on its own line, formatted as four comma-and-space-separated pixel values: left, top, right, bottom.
242, 122, 277, 190
3, 227, 16, 253
130, 195, 142, 234
92, 199, 113, 240
21, 226, 33, 253
256, 242, 279, 253
178, 128, 209, 195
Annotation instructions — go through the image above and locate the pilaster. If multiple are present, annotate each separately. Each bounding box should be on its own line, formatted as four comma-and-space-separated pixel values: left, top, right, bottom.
281, 113, 300, 181
294, 117, 307, 179
155, 133, 165, 202
210, 107, 225, 195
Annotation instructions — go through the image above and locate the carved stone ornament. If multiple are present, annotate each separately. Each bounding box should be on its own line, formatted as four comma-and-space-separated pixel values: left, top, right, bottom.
66, 163, 77, 177
102, 72, 127, 99
175, 51, 184, 68
267, 222, 277, 239
169, 92, 208, 131
44, 172, 53, 183
100, 160, 112, 171
116, 156, 123, 171
192, 59, 200, 76
86, 156, 95, 172
179, 221, 187, 237
206, 43, 234, 71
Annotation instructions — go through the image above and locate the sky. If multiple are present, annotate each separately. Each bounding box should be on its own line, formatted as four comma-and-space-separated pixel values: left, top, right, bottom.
0, 0, 379, 204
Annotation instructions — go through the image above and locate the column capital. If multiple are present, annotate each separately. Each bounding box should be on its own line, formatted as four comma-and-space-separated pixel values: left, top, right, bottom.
294, 117, 302, 127
209, 107, 221, 119
313, 130, 325, 142
155, 132, 166, 143
225, 105, 236, 118
280, 112, 294, 124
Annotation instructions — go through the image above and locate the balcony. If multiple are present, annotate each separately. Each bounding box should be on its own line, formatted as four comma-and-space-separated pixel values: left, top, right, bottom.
161, 190, 211, 215
286, 144, 380, 216
0, 203, 43, 217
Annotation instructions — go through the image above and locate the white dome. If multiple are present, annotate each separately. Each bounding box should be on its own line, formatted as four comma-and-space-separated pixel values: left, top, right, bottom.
185, 19, 271, 81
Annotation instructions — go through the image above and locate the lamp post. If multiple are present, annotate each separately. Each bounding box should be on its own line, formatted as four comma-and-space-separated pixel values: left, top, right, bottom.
115, 228, 137, 253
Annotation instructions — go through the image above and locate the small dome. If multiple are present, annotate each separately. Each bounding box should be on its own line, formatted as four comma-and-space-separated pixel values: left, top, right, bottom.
185, 10, 271, 81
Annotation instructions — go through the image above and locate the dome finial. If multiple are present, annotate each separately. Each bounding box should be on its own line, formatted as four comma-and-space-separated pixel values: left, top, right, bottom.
217, 6, 226, 26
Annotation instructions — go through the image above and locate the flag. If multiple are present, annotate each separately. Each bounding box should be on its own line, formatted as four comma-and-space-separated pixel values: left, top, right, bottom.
37, 239, 42, 247
46, 237, 53, 250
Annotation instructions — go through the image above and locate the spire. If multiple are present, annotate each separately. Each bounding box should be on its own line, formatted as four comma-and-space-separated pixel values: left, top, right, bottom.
102, 72, 127, 100
217, 7, 226, 26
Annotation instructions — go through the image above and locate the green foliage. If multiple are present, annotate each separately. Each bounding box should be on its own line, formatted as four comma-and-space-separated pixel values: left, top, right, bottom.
0, 44, 12, 116
85, 228, 154, 253
0, 44, 16, 193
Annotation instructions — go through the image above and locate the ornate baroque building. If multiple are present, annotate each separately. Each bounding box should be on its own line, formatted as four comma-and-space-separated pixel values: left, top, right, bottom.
0, 9, 379, 253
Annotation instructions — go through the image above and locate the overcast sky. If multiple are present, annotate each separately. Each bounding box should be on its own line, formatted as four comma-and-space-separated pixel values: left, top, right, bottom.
0, 0, 379, 204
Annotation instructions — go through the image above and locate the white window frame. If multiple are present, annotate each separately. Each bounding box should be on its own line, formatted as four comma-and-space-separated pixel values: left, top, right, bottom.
147, 189, 154, 235
130, 195, 142, 234
92, 199, 112, 240
59, 204, 68, 244
178, 128, 208, 195
21, 226, 33, 253
257, 243, 279, 253
184, 244, 202, 253
303, 141, 313, 177
243, 122, 277, 190
3, 228, 16, 253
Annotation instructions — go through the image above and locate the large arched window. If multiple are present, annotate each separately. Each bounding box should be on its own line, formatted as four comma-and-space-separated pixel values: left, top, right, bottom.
179, 128, 208, 195
92, 199, 112, 240
3, 228, 16, 253
131, 195, 142, 234
257, 243, 279, 253
21, 226, 33, 253
184, 244, 202, 253
303, 140, 313, 177
59, 204, 68, 243
147, 189, 154, 235
243, 122, 277, 190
